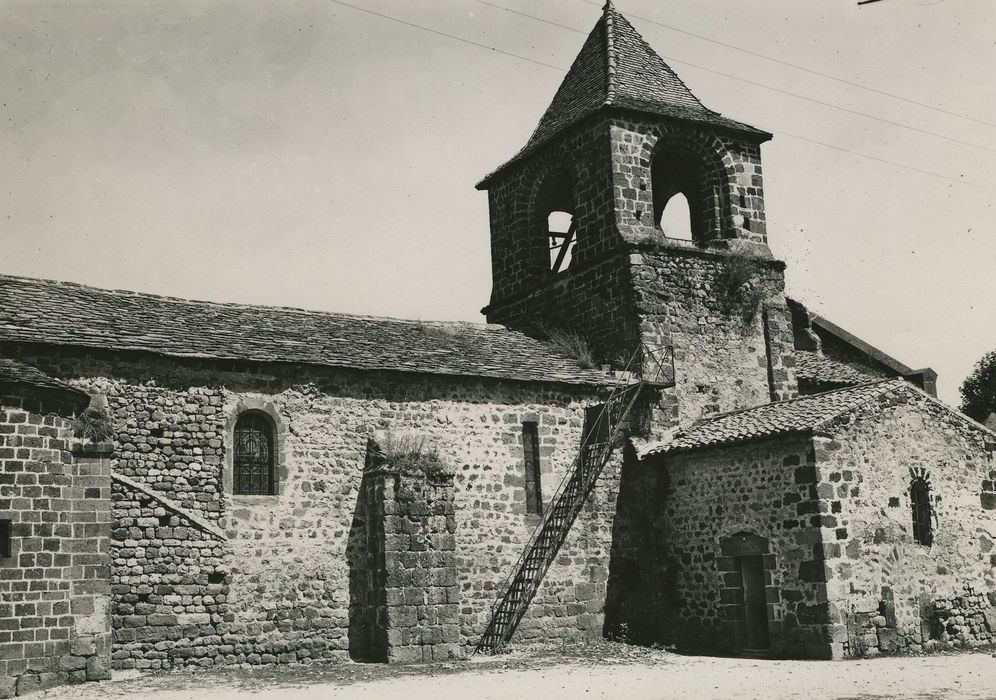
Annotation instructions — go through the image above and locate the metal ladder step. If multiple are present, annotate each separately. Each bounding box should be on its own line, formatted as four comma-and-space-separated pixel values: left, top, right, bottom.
475, 377, 649, 655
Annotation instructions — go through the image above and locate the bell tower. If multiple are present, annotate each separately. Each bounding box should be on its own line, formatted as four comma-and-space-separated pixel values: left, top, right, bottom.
478, 2, 798, 426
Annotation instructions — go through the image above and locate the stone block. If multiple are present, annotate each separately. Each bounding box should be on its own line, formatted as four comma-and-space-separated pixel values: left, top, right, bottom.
25, 657, 56, 674
176, 613, 211, 626
15, 674, 41, 696
58, 655, 88, 672
877, 628, 901, 653
69, 637, 97, 657
86, 654, 111, 680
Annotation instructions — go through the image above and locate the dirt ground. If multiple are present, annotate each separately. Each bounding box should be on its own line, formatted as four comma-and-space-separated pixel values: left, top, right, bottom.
35, 642, 996, 700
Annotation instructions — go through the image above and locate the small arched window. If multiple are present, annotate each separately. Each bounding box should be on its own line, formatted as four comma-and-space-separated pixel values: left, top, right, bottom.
233, 411, 275, 495
910, 474, 933, 546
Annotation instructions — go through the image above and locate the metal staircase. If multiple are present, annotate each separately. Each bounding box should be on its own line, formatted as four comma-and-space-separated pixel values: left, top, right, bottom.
475, 343, 673, 654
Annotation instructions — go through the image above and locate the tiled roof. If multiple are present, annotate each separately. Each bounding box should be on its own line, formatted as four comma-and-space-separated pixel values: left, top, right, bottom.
0, 357, 80, 393
479, 4, 769, 186
0, 274, 619, 387
644, 379, 909, 455
795, 351, 877, 387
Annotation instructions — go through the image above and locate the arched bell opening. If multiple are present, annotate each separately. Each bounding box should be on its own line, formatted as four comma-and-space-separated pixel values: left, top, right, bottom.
651, 146, 716, 246
535, 168, 578, 275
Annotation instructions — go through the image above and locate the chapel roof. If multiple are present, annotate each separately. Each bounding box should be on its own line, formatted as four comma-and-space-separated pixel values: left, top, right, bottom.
794, 350, 879, 388
0, 356, 91, 414
643, 378, 912, 456
0, 274, 621, 387
0, 357, 81, 394
479, 2, 769, 186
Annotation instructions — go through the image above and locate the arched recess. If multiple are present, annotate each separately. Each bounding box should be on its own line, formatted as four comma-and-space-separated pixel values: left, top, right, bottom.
641, 126, 733, 246
909, 469, 933, 546
533, 166, 579, 275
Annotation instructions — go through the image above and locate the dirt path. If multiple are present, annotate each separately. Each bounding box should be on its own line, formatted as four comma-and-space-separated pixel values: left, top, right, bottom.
36, 644, 996, 700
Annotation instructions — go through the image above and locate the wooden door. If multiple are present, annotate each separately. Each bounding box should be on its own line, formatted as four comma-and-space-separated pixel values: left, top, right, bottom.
738, 555, 770, 650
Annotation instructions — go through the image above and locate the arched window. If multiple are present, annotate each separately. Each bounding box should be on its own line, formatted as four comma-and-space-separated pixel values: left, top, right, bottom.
910, 475, 933, 546
233, 411, 275, 495
536, 169, 577, 274
652, 146, 709, 245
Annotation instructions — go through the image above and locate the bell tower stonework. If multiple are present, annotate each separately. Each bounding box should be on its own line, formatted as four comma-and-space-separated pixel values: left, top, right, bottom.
479, 2, 798, 428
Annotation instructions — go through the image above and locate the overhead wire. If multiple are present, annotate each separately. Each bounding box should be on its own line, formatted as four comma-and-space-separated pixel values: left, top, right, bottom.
579, 0, 996, 129
329, 0, 991, 190
657, 55, 996, 156
775, 131, 986, 189
475, 0, 996, 156
327, 0, 564, 72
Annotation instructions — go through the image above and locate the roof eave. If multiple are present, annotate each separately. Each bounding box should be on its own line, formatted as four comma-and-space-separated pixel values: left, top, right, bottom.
476, 105, 772, 190
645, 428, 818, 460
0, 337, 619, 391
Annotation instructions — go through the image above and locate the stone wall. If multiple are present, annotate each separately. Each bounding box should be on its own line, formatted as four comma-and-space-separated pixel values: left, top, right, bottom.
0, 394, 111, 697
632, 247, 798, 429
651, 436, 834, 658
109, 474, 227, 669
603, 446, 671, 645
15, 347, 616, 663
6, 350, 228, 522
816, 387, 996, 657
354, 460, 460, 663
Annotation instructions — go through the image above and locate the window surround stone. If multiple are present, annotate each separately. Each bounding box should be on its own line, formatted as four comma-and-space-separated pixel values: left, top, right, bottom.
223, 395, 288, 501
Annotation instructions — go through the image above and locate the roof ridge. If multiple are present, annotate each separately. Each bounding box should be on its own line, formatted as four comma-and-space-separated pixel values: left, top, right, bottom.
810, 378, 909, 432
603, 1, 618, 106
692, 378, 900, 425
0, 272, 508, 331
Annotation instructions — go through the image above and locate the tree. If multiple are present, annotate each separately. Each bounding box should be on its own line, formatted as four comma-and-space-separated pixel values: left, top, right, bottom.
960, 350, 996, 423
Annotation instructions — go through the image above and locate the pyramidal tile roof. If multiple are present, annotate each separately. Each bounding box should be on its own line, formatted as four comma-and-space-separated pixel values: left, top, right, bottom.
644, 378, 912, 456
0, 274, 620, 387
480, 2, 769, 185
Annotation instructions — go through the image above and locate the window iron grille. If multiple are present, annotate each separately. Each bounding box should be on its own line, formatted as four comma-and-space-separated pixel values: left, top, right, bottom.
234, 412, 275, 495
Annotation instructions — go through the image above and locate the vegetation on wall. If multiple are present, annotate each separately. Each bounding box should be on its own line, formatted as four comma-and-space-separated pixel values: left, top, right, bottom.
73, 403, 114, 443
543, 327, 599, 369
370, 432, 452, 480
715, 253, 766, 331
960, 349, 996, 423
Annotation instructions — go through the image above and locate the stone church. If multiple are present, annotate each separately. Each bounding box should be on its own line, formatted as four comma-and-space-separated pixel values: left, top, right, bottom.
2, 3, 995, 695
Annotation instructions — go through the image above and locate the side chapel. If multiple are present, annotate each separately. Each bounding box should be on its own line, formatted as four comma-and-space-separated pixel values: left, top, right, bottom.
2, 3, 995, 695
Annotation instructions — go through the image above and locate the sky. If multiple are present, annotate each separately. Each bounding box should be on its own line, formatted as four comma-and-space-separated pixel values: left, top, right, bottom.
1, 0, 994, 405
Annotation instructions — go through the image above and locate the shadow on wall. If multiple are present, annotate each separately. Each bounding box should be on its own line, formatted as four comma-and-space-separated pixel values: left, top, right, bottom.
602, 442, 679, 646
347, 451, 381, 662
